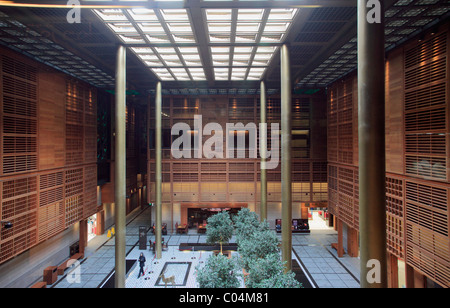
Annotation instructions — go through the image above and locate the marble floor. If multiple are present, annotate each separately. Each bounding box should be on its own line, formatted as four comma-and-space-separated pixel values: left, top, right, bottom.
49, 207, 360, 288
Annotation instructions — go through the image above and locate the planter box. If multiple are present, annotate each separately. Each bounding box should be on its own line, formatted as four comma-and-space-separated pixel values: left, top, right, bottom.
179, 243, 238, 252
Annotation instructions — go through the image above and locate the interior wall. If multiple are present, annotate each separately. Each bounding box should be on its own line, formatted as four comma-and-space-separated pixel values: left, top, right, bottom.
327, 22, 450, 288
0, 45, 99, 286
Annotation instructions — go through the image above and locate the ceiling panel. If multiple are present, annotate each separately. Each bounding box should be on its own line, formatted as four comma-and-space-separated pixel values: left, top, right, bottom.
0, 0, 447, 92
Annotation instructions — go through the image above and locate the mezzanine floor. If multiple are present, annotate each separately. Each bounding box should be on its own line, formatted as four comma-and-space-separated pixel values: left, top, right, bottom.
47, 206, 360, 289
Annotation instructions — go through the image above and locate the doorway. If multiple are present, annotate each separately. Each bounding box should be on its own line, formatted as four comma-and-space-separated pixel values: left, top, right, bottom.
187, 207, 240, 229
87, 213, 98, 242
180, 203, 247, 230
308, 207, 332, 230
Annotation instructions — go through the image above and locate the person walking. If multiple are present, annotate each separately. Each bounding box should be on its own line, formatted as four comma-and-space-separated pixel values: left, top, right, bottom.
137, 252, 146, 278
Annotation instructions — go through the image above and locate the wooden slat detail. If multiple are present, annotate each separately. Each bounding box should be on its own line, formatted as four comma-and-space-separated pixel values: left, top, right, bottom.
0, 47, 99, 265
386, 175, 405, 259
39, 72, 65, 170
0, 176, 38, 263
1, 55, 38, 175
405, 178, 449, 287
404, 30, 448, 182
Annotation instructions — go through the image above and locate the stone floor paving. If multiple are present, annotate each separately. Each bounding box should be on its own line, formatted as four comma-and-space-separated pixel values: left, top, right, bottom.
50, 207, 361, 288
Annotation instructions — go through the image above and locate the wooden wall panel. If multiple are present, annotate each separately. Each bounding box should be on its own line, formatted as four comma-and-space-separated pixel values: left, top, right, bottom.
328, 23, 450, 288
310, 93, 328, 160
386, 48, 405, 175
0, 46, 98, 265
1, 53, 38, 175
38, 71, 65, 170
403, 30, 448, 182
147, 93, 329, 225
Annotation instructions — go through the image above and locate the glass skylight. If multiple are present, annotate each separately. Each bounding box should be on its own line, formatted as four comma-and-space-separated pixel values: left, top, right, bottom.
204, 8, 298, 80
93, 6, 299, 82
94, 8, 206, 82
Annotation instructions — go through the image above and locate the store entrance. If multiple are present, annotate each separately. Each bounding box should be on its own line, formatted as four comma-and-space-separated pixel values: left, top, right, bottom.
180, 203, 247, 231
308, 207, 331, 230
87, 213, 98, 242
187, 207, 240, 229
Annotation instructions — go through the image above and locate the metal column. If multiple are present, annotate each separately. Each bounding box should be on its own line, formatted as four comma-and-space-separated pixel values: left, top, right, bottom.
357, 0, 387, 288
114, 45, 126, 288
260, 81, 267, 223
280, 44, 292, 272
155, 81, 162, 259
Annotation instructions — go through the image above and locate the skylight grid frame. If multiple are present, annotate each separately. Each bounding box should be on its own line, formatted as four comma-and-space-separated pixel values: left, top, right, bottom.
94, 4, 300, 83
94, 7, 208, 81
206, 7, 297, 81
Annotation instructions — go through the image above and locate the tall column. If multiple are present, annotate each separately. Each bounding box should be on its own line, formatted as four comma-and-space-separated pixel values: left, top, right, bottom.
114, 45, 126, 288
357, 0, 387, 288
155, 81, 162, 259
280, 44, 292, 272
260, 81, 267, 223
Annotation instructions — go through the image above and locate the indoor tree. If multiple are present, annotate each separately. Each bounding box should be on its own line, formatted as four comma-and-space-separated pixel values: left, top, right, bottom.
238, 226, 280, 271
206, 210, 234, 255
233, 207, 261, 244
244, 253, 301, 288
196, 253, 242, 288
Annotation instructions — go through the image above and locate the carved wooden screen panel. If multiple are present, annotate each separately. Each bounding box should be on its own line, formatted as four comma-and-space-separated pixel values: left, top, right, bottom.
83, 165, 97, 219
66, 81, 84, 166
38, 171, 64, 242
402, 29, 450, 287
337, 78, 354, 165
405, 180, 449, 287
327, 87, 338, 163
327, 164, 338, 217
386, 175, 405, 259
84, 88, 97, 164
337, 166, 357, 229
1, 55, 38, 175
65, 168, 84, 227
0, 176, 38, 263
404, 31, 447, 181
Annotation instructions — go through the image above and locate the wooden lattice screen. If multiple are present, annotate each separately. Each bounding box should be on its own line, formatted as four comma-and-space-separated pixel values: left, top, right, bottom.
1, 55, 38, 175
0, 51, 98, 265
0, 55, 39, 263
0, 177, 38, 263
405, 180, 449, 287
404, 31, 448, 182
386, 175, 405, 259
403, 29, 449, 287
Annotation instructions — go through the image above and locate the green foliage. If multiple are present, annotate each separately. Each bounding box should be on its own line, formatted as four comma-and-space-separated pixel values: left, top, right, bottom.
196, 254, 242, 288
238, 228, 280, 271
233, 208, 261, 244
206, 211, 234, 254
245, 253, 301, 288
233, 208, 303, 289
